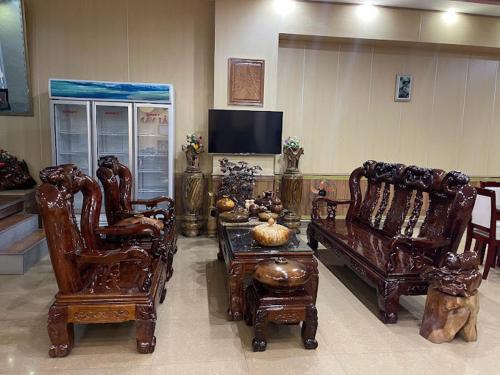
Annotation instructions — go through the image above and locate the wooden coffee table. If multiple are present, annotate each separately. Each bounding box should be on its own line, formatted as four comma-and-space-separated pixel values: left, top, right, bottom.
217, 222, 318, 321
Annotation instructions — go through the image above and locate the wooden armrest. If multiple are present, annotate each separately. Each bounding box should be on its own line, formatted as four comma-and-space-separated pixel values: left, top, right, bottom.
131, 196, 174, 208
311, 197, 353, 221
77, 246, 151, 268
140, 208, 175, 222
386, 235, 451, 272
95, 223, 161, 237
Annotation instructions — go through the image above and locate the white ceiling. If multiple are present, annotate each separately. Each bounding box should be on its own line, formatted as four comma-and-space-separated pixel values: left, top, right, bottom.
305, 1, 500, 17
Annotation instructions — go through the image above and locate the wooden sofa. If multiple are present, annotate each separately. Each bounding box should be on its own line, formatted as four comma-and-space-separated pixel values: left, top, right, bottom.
307, 160, 476, 323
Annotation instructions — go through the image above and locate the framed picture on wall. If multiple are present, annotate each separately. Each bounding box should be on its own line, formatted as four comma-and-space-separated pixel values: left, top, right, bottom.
395, 74, 412, 102
228, 58, 265, 106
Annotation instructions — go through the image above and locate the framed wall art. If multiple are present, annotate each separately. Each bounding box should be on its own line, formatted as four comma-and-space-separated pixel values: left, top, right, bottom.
228, 58, 264, 106
395, 74, 412, 102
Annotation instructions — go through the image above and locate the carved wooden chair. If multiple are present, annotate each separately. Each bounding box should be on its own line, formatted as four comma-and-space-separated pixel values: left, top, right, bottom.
464, 187, 499, 279
96, 155, 177, 270
37, 165, 167, 357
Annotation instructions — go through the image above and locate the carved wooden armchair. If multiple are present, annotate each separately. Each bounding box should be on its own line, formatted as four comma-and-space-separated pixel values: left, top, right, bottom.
40, 164, 174, 280
37, 165, 167, 357
96, 155, 177, 257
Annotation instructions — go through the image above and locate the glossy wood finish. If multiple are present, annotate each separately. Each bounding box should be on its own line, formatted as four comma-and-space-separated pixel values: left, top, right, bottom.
218, 224, 318, 321
181, 167, 204, 237
464, 187, 499, 279
253, 257, 309, 291
244, 280, 318, 352
307, 160, 476, 323
0, 149, 36, 190
252, 218, 292, 247
36, 164, 167, 357
97, 155, 177, 275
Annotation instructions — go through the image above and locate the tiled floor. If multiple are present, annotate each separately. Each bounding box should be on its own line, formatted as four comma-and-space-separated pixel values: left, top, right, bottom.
1, 234, 499, 374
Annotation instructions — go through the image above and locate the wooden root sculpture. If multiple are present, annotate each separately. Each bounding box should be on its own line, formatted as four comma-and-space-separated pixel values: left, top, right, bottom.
0, 149, 36, 190
420, 252, 482, 344
217, 158, 262, 206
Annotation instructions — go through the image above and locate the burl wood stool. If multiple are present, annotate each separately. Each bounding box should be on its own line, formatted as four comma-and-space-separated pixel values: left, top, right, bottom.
420, 252, 482, 344
244, 257, 318, 352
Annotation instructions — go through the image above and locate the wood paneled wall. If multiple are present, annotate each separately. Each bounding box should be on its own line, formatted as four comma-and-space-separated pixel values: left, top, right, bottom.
278, 39, 500, 176
0, 0, 214, 178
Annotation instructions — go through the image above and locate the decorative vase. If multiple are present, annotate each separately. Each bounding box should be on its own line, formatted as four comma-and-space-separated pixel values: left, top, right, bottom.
252, 218, 291, 247
253, 257, 309, 292
245, 199, 255, 211
270, 196, 284, 214
182, 144, 204, 172
217, 195, 235, 212
181, 145, 205, 237
283, 146, 304, 174
281, 146, 304, 233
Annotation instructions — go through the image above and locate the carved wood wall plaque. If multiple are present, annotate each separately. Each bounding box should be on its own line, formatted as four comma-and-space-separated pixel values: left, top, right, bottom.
228, 58, 265, 106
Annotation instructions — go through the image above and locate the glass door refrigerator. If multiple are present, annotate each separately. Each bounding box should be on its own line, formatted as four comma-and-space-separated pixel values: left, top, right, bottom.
93, 102, 133, 171
50, 100, 92, 210
134, 104, 174, 204
49, 79, 175, 215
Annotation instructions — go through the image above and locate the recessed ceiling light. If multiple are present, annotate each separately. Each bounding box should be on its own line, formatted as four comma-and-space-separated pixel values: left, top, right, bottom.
442, 8, 458, 24
357, 4, 378, 21
273, 0, 296, 15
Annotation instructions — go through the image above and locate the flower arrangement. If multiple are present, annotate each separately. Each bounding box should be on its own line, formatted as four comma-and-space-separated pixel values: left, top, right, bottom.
282, 136, 303, 173
183, 133, 204, 153
283, 136, 300, 150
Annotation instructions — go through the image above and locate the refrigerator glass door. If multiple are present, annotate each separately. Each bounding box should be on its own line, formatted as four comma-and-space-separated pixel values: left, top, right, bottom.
135, 104, 171, 206
52, 100, 91, 213
93, 102, 133, 171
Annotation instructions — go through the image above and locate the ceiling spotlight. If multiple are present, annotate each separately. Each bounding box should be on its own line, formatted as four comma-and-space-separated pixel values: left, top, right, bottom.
357, 4, 378, 21
273, 0, 296, 15
443, 8, 458, 24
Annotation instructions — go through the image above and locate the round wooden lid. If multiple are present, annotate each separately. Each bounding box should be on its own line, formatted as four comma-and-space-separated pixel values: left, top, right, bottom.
253, 257, 309, 291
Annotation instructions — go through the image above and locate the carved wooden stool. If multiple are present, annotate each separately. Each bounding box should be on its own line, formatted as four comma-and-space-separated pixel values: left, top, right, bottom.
244, 257, 318, 352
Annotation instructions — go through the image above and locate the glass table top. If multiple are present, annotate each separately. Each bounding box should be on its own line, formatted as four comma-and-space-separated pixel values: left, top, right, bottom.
225, 227, 312, 254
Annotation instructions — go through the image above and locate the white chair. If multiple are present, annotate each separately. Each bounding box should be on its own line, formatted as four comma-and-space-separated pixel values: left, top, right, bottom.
464, 187, 499, 279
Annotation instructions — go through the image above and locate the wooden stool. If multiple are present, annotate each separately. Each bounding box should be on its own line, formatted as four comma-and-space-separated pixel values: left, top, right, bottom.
244, 257, 318, 352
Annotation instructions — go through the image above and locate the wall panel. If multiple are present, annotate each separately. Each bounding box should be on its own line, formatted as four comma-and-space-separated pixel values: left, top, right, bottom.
0, 0, 214, 179
278, 41, 500, 176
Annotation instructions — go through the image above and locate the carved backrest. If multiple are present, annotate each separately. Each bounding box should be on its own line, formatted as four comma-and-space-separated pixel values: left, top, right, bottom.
37, 165, 87, 294
39, 164, 103, 251
96, 155, 133, 225
347, 160, 475, 253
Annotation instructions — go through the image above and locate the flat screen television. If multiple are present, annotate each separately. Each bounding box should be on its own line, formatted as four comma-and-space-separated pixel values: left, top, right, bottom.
208, 109, 283, 154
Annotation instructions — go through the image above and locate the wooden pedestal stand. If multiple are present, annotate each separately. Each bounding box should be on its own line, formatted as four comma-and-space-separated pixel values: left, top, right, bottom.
281, 146, 303, 233
420, 252, 482, 344
181, 146, 204, 237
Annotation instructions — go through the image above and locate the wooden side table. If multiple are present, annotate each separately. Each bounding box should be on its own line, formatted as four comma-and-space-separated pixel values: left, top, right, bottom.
244, 258, 318, 352
218, 224, 318, 321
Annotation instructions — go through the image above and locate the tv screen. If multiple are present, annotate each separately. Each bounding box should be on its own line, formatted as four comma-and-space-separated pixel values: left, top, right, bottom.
208, 109, 283, 154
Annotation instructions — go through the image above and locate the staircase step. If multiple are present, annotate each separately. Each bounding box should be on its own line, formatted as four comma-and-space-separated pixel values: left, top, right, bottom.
0, 197, 24, 220
0, 230, 48, 274
0, 214, 39, 251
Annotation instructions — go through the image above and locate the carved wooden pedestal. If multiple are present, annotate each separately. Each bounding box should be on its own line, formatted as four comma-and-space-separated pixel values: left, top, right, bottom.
281, 172, 303, 233
420, 288, 479, 344
181, 168, 204, 237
